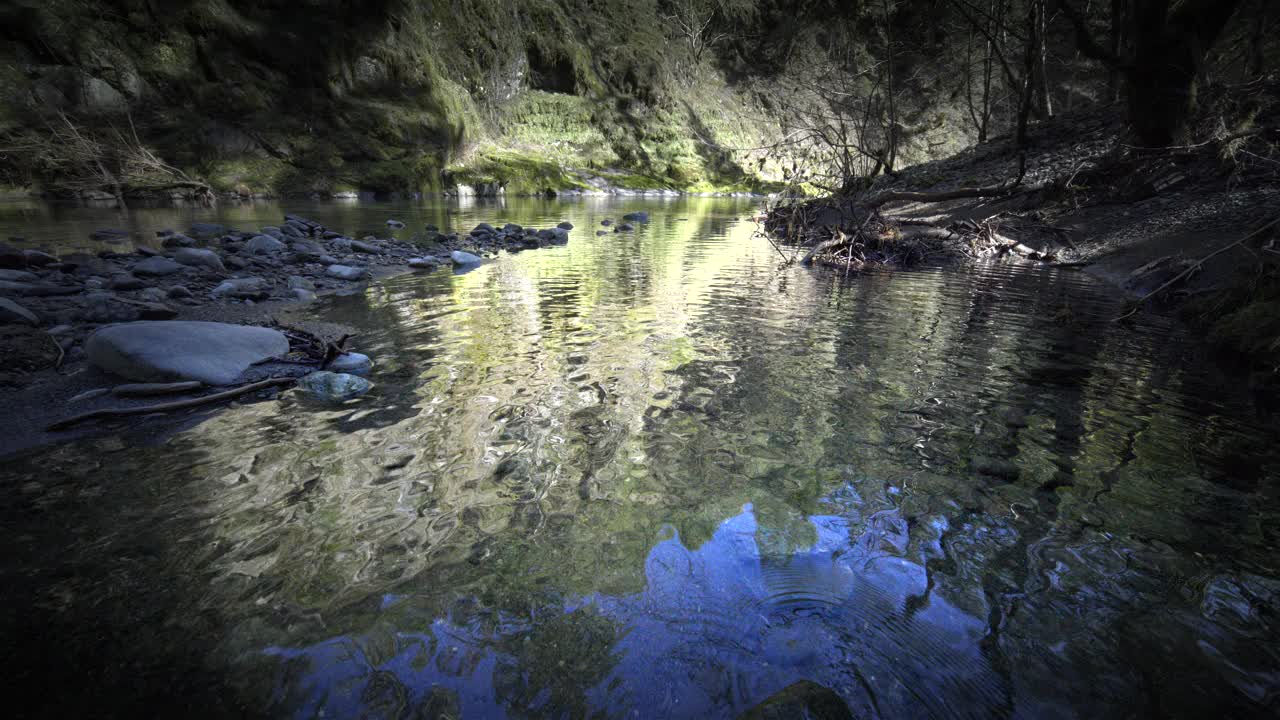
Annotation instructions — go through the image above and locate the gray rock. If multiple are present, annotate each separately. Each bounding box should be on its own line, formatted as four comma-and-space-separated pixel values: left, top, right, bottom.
162, 233, 198, 248
0, 280, 80, 296
386, 219, 405, 229
325, 264, 368, 281
502, 223, 524, 234
259, 226, 285, 239
210, 277, 266, 297
173, 248, 226, 272
0, 269, 38, 282
425, 224, 439, 232
0, 245, 25, 268
132, 257, 184, 276
135, 246, 162, 257
138, 287, 168, 303
291, 288, 317, 303
167, 285, 193, 299
327, 352, 372, 376
350, 240, 380, 254
596, 230, 610, 236
617, 223, 635, 231
86, 321, 290, 385
450, 250, 482, 266
622, 211, 649, 222
138, 302, 178, 320
245, 235, 286, 254
601, 219, 614, 226
408, 257, 437, 269
297, 371, 372, 402
287, 275, 315, 290
81, 292, 138, 323
471, 223, 495, 237
108, 274, 146, 291
24, 250, 56, 266
0, 297, 38, 325
557, 221, 574, 230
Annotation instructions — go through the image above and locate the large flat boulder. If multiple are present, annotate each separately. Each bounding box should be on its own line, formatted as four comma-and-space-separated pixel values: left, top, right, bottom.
86, 321, 289, 385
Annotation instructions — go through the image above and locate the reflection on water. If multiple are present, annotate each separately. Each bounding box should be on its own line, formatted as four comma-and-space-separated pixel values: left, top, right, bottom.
3, 197, 1279, 718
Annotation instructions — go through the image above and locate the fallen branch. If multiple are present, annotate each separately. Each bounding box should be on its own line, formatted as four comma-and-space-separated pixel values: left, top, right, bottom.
47, 377, 296, 431
1114, 215, 1280, 321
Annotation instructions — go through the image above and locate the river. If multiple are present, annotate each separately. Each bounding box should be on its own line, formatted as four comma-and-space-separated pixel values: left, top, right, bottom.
2, 196, 1278, 718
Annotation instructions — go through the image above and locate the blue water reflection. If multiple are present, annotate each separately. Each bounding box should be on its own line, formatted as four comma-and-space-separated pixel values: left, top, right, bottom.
268, 500, 1006, 718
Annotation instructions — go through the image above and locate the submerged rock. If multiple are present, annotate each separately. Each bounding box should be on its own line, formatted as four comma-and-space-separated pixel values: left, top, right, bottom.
450, 250, 482, 266
86, 321, 289, 385
622, 211, 649, 222
386, 219, 405, 229
327, 352, 372, 376
557, 221, 574, 230
189, 222, 227, 238
408, 257, 438, 269
298, 371, 371, 401
325, 264, 368, 281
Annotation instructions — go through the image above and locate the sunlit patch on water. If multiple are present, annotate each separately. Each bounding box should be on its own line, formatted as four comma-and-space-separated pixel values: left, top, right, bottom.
2, 196, 1280, 718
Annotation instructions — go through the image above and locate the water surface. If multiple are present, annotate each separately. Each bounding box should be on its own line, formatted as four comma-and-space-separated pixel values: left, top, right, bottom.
2, 197, 1279, 718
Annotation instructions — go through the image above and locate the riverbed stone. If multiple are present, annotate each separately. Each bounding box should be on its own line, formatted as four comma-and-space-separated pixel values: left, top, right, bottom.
0, 245, 28, 268
350, 240, 380, 254
292, 288, 317, 302
408, 257, 437, 269
132, 256, 184, 276
0, 297, 38, 325
211, 277, 266, 297
450, 250, 482, 266
622, 211, 649, 222
325, 264, 368, 281
167, 285, 193, 299
386, 219, 405, 229
24, 250, 56, 266
86, 321, 290, 385
298, 371, 371, 401
0, 269, 38, 282
173, 248, 226, 272
328, 352, 372, 376
557, 221, 574, 230
245, 235, 286, 254
162, 233, 198, 248
0, 280, 80, 296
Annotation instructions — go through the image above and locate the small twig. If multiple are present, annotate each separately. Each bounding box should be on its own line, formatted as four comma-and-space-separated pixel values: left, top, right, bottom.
46, 377, 296, 431
46, 331, 65, 370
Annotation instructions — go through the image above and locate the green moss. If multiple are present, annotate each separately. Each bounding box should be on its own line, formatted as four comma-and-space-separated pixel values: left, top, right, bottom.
447, 148, 588, 195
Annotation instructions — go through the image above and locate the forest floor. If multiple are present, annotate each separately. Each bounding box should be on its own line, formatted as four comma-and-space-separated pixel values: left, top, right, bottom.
765, 79, 1280, 383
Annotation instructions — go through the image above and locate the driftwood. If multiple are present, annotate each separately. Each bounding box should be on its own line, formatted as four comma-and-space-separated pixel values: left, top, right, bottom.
47, 377, 296, 431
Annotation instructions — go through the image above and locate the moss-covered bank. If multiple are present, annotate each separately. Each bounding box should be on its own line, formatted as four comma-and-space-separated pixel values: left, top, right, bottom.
0, 0, 790, 199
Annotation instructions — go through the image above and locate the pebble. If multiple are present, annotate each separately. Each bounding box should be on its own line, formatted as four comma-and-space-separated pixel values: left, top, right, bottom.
327, 352, 372, 376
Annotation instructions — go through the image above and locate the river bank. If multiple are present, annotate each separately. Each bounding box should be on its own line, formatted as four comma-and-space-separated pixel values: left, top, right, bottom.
0, 206, 659, 455
765, 82, 1280, 382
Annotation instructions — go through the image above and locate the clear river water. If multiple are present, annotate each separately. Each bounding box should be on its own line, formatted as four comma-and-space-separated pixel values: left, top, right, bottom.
2, 196, 1279, 718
